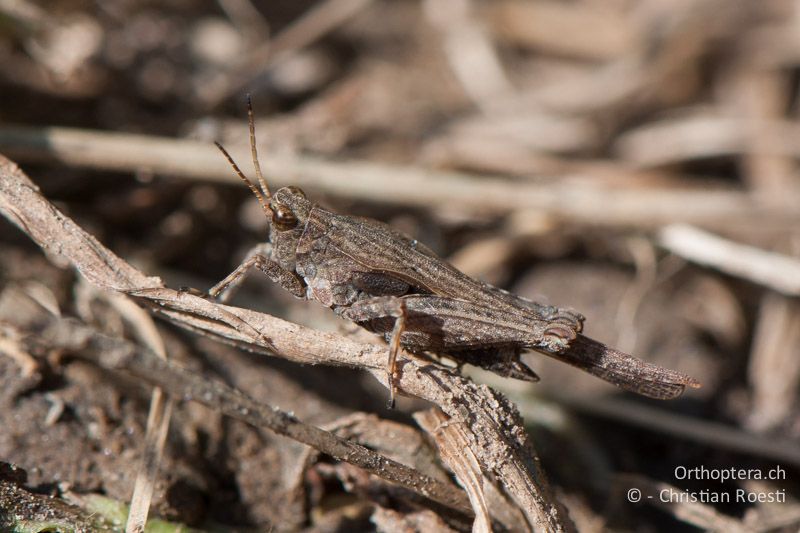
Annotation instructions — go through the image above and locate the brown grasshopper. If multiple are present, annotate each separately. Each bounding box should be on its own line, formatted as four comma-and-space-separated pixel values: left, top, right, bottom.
210, 98, 700, 407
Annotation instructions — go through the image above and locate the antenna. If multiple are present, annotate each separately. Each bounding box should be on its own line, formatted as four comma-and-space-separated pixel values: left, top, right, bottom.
247, 94, 271, 201
214, 141, 272, 219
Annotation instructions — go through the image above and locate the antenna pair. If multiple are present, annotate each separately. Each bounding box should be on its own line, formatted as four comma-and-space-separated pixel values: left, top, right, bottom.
215, 95, 273, 219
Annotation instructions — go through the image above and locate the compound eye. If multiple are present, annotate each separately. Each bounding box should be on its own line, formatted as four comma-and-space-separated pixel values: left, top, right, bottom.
284, 186, 306, 199
273, 204, 298, 230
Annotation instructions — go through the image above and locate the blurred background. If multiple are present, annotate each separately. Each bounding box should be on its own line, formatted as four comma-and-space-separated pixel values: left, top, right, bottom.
0, 0, 799, 531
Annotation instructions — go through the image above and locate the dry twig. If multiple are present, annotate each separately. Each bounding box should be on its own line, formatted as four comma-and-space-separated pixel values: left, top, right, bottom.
415, 409, 493, 533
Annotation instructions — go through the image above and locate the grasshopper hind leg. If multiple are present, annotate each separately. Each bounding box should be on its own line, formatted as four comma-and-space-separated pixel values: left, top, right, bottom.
340, 296, 409, 408
386, 299, 407, 409
449, 346, 541, 382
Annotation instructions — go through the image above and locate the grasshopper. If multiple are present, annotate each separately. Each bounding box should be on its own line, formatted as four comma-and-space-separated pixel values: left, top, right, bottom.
210, 98, 700, 407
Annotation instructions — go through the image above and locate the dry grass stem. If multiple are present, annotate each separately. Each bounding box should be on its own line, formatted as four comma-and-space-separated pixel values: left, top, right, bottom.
531, 392, 800, 467
746, 293, 800, 432
1, 126, 798, 229
659, 224, 800, 296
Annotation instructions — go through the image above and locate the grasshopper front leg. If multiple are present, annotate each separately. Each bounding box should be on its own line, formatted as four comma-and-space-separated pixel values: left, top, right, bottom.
210, 243, 306, 302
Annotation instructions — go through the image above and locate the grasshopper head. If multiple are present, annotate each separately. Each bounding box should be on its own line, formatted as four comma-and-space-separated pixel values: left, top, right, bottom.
214, 97, 315, 236
269, 186, 312, 231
